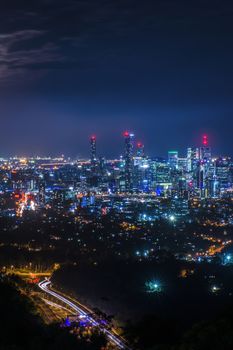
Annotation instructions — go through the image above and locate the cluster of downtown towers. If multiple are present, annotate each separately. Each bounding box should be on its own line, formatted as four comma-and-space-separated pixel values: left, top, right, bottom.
89, 132, 232, 198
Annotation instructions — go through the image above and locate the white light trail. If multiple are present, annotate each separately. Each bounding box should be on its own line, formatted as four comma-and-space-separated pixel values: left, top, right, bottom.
38, 280, 129, 349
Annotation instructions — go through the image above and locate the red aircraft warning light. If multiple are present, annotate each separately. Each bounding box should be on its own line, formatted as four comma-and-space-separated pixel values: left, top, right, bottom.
123, 131, 129, 137
90, 135, 96, 140
202, 134, 208, 146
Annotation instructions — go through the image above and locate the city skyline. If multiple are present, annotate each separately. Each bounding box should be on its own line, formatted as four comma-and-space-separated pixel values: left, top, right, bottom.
0, 132, 230, 160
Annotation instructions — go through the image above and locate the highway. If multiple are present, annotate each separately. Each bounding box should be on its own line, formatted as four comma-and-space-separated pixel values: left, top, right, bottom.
38, 279, 130, 350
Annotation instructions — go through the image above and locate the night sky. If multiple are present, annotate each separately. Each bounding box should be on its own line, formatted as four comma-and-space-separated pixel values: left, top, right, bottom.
0, 0, 233, 158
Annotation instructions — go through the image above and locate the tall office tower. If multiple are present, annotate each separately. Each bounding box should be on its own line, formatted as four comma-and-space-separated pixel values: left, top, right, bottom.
168, 151, 178, 169
200, 134, 211, 161
149, 158, 171, 195
187, 147, 199, 172
90, 135, 97, 166
133, 158, 150, 192
155, 162, 171, 195
124, 131, 134, 192
198, 135, 212, 197
215, 157, 231, 194
136, 142, 145, 157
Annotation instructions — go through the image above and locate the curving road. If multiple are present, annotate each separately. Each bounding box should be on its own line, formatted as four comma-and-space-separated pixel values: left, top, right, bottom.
38, 279, 130, 349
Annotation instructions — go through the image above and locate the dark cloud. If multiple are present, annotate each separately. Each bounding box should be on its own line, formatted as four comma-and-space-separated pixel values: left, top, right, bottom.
0, 30, 59, 78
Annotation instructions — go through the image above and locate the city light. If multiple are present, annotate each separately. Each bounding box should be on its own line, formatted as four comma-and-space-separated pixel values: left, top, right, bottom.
145, 280, 162, 293
210, 285, 221, 294
169, 215, 176, 222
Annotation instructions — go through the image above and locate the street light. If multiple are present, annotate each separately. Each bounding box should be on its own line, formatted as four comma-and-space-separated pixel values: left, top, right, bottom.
169, 215, 175, 222
145, 280, 162, 293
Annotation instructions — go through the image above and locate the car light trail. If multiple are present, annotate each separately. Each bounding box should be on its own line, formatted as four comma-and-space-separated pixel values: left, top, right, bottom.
38, 280, 130, 349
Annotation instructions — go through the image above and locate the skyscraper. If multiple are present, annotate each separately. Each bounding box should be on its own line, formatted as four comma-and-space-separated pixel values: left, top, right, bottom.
199, 135, 212, 197
168, 151, 178, 169
124, 131, 134, 192
200, 135, 211, 161
90, 135, 97, 166
187, 147, 199, 172
136, 142, 145, 157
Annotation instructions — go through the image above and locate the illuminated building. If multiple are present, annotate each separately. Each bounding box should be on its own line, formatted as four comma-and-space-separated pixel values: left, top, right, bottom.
170, 197, 189, 217
168, 151, 178, 169
124, 131, 134, 192
52, 188, 67, 210
200, 135, 211, 161
215, 157, 231, 195
198, 135, 212, 197
38, 181, 46, 206
177, 157, 187, 172
133, 157, 150, 192
136, 142, 145, 157
90, 135, 97, 166
150, 159, 171, 195
187, 147, 199, 172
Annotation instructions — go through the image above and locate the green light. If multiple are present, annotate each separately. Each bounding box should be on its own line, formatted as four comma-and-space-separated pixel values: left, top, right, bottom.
145, 280, 162, 293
